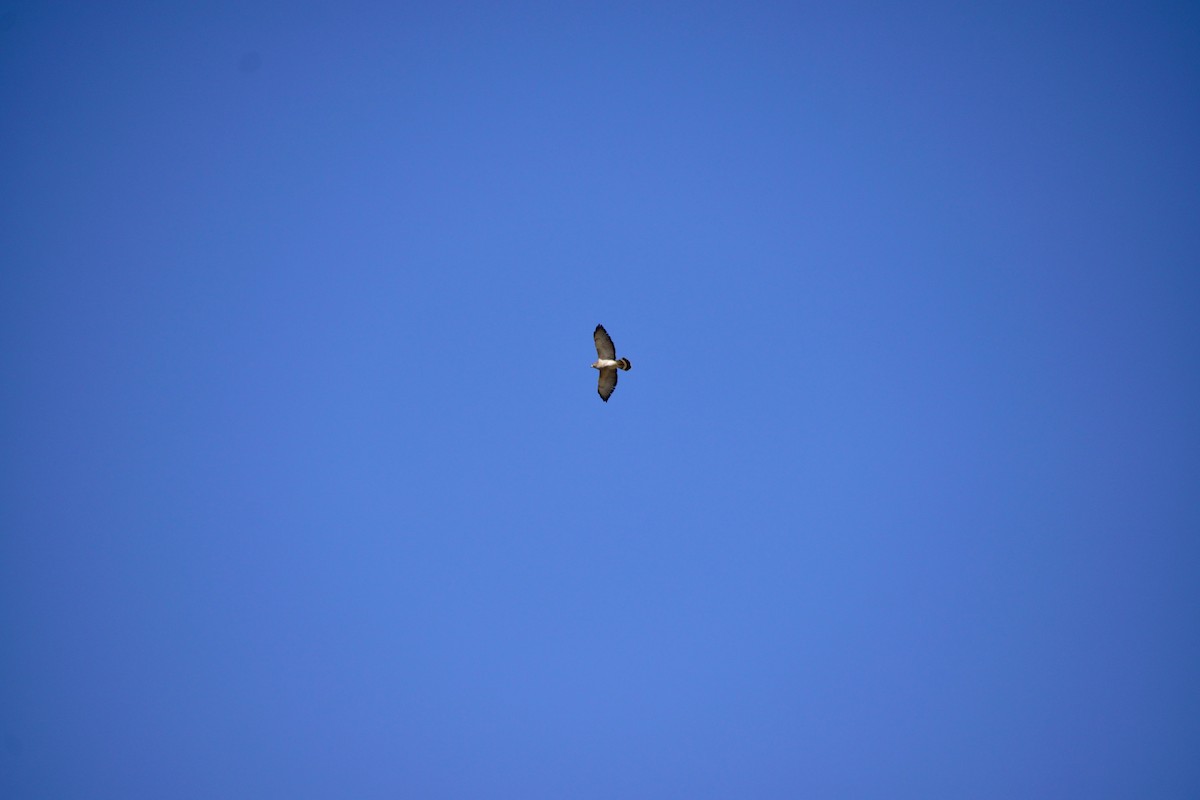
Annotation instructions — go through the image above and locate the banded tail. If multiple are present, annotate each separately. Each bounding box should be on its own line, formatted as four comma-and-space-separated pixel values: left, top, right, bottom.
617, 358, 631, 371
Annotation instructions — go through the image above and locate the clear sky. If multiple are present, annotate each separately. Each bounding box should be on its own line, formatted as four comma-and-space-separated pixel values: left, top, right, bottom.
2, 2, 1198, 797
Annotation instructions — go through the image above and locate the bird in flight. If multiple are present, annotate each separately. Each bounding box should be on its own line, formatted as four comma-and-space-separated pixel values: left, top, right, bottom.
592, 324, 632, 402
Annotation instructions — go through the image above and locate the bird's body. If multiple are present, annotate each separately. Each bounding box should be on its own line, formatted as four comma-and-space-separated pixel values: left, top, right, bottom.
592, 325, 631, 402
591, 358, 628, 370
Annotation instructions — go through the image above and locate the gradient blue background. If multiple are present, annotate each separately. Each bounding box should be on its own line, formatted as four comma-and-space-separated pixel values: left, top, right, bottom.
2, 2, 1198, 797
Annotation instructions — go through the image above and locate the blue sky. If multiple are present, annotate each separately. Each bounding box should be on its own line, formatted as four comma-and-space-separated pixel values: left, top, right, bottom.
2, 2, 1198, 797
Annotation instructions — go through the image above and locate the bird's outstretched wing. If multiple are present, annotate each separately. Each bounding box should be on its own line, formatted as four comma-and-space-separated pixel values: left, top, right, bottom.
594, 325, 616, 359
597, 367, 618, 402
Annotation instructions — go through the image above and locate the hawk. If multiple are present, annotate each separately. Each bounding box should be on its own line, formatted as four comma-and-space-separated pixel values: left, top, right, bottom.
592, 324, 632, 402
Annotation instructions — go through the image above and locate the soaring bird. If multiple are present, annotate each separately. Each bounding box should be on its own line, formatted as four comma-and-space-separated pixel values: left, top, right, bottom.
591, 324, 632, 402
